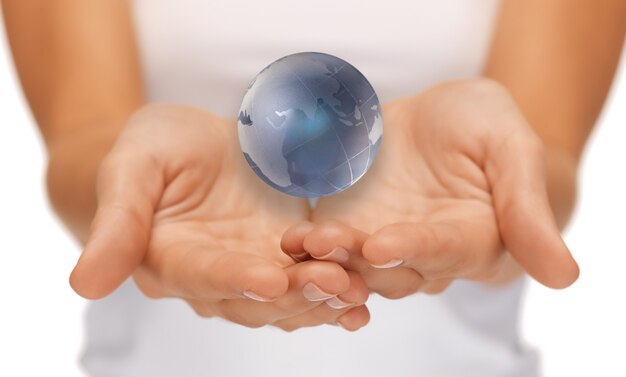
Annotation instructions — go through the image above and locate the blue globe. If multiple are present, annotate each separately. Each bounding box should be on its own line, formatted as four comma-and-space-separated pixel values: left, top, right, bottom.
238, 52, 383, 198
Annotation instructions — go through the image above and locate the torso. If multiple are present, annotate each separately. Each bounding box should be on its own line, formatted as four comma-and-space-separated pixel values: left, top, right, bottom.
81, 1, 540, 376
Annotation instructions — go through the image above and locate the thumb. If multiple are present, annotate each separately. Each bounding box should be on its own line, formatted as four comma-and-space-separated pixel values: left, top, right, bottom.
70, 152, 162, 299
486, 127, 579, 289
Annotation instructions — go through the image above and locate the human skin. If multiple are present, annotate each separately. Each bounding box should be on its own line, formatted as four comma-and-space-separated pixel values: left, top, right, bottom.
1, 0, 369, 331
76, 104, 371, 331
282, 0, 626, 296
3, 0, 626, 329
283, 80, 579, 297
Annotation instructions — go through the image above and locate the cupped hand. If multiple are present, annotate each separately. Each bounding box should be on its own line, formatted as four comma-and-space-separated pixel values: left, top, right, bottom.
282, 79, 579, 299
69, 104, 369, 331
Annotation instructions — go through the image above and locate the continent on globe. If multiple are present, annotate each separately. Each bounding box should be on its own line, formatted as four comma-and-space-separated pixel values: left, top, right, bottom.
237, 52, 383, 198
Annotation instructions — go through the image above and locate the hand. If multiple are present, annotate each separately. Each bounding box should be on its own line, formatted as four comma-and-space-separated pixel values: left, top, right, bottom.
69, 104, 370, 331
282, 79, 579, 299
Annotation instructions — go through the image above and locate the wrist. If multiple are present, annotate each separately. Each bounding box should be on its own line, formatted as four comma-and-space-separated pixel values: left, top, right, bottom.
543, 144, 578, 230
46, 124, 123, 242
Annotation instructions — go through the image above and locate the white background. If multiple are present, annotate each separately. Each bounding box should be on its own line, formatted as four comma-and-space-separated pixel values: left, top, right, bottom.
1, 17, 625, 377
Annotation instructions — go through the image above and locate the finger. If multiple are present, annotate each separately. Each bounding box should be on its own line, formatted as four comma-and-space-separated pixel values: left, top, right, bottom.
280, 221, 315, 262
301, 221, 371, 272
325, 270, 369, 310
273, 305, 370, 332
70, 152, 162, 299
186, 299, 218, 319
214, 260, 352, 328
421, 279, 453, 295
363, 267, 425, 299
282, 220, 372, 272
272, 270, 369, 331
485, 129, 579, 288
336, 304, 370, 332
362, 221, 500, 280
155, 244, 290, 302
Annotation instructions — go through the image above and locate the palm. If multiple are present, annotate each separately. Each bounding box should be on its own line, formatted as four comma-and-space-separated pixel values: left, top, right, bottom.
292, 80, 578, 295
128, 106, 308, 297
146, 129, 306, 278
74, 104, 371, 330
313, 88, 503, 284
316, 100, 496, 238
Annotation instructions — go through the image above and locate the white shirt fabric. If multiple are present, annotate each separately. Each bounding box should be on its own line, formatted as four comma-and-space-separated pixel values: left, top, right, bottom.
81, 1, 540, 376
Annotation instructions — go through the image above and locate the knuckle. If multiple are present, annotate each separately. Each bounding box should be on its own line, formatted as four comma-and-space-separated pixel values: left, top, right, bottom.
274, 323, 298, 333
136, 285, 164, 299
133, 272, 166, 299
218, 304, 268, 329
189, 304, 215, 319
423, 280, 452, 295
376, 283, 421, 300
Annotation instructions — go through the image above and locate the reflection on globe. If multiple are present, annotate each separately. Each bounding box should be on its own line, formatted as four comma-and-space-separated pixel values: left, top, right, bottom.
237, 52, 383, 198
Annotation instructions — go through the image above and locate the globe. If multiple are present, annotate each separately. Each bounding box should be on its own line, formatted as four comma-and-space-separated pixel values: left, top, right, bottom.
237, 52, 383, 198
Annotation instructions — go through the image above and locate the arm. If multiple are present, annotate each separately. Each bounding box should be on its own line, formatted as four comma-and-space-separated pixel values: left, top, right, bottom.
486, 0, 626, 227
2, 1, 370, 331
2, 0, 144, 241
483, 0, 626, 283
282, 1, 626, 292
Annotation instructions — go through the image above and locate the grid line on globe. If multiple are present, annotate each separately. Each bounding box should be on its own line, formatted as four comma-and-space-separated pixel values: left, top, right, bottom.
287, 70, 356, 188
238, 52, 383, 198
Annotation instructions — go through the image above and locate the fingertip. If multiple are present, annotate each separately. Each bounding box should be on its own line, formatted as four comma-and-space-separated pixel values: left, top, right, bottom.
302, 221, 367, 258
508, 223, 580, 290
316, 262, 351, 295
280, 221, 315, 259
340, 271, 370, 305
68, 232, 145, 300
336, 305, 370, 331
291, 260, 351, 296
242, 263, 290, 300
69, 263, 116, 300
542, 258, 580, 289
362, 226, 403, 266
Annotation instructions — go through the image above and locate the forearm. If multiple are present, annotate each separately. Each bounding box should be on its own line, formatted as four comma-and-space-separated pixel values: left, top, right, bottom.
481, 1, 626, 285
486, 0, 626, 163
486, 0, 626, 226
2, 0, 145, 242
485, 0, 626, 223
47, 124, 124, 243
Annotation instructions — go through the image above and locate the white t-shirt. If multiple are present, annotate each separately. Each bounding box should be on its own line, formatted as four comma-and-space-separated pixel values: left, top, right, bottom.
81, 1, 540, 376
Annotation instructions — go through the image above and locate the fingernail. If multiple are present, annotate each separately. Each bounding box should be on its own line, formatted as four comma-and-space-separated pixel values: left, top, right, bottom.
326, 296, 352, 309
370, 259, 403, 269
302, 282, 336, 301
317, 247, 349, 263
290, 251, 310, 262
243, 290, 274, 302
